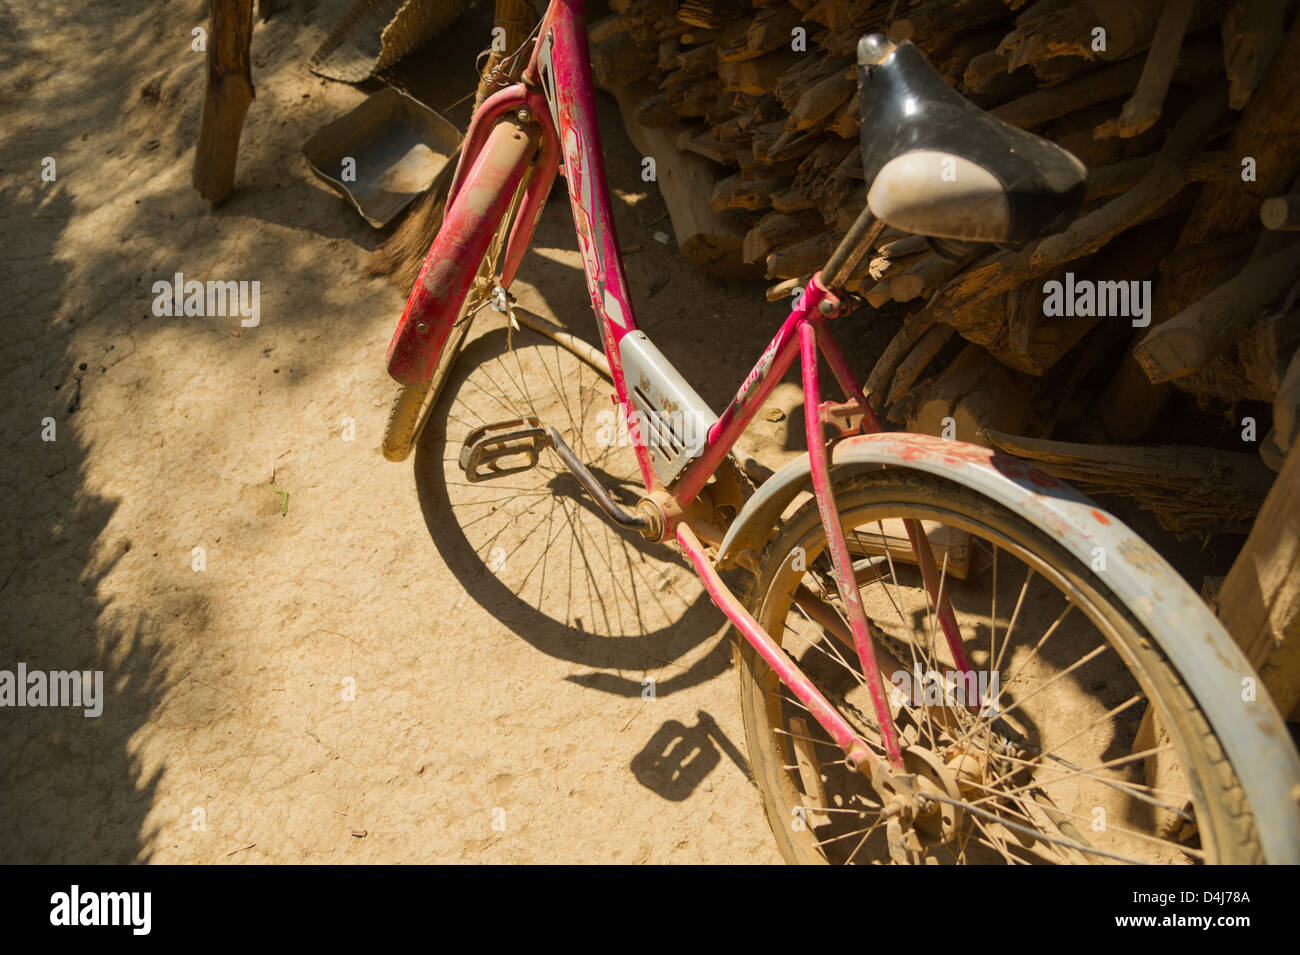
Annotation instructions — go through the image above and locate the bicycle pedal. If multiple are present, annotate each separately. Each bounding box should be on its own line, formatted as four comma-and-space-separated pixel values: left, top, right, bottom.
458, 417, 552, 483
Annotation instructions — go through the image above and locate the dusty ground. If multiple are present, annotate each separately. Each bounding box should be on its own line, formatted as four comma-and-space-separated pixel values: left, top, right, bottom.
0, 0, 910, 863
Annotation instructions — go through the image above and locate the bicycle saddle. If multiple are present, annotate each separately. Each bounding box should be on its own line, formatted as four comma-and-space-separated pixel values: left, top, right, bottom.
857, 35, 1086, 245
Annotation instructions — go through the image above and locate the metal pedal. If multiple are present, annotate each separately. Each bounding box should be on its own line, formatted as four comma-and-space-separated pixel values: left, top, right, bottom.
458, 416, 552, 483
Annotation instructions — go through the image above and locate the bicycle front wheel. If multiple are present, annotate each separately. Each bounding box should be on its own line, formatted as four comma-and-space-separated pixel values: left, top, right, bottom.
740, 469, 1264, 864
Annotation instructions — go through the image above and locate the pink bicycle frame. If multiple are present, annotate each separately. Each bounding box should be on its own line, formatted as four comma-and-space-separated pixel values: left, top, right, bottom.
415, 0, 982, 773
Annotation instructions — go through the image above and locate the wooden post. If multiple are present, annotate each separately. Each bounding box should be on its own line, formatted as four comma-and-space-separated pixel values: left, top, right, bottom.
473, 0, 537, 111
1217, 442, 1300, 720
192, 0, 255, 205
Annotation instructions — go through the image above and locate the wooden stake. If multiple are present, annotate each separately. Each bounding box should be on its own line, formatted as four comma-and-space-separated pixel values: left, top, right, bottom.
192, 0, 255, 205
1217, 441, 1300, 720
1093, 0, 1195, 139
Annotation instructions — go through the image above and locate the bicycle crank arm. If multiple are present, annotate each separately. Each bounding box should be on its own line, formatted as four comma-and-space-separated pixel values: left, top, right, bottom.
543, 426, 652, 534
457, 418, 654, 533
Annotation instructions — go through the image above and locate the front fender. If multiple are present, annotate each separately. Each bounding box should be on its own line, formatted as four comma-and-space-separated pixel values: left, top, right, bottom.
717, 431, 1300, 862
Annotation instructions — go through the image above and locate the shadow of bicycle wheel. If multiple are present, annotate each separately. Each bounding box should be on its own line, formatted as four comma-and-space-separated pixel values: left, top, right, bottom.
411, 324, 738, 697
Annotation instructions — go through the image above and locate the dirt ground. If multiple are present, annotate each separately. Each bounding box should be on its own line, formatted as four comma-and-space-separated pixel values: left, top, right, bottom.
1, 0, 914, 863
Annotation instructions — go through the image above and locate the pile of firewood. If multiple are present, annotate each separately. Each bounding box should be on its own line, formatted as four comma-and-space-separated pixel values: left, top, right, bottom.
591, 0, 1300, 538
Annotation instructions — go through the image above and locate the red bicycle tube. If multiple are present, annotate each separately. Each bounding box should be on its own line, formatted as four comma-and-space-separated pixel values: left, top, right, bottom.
800, 319, 904, 767
677, 522, 876, 774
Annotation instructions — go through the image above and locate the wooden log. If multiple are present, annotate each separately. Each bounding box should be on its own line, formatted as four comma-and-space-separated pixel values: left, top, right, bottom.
980, 430, 1275, 537
610, 0, 673, 18
743, 209, 825, 262
866, 309, 940, 402
677, 123, 734, 163
886, 0, 1011, 56
963, 49, 1027, 96
1093, 0, 1195, 139
771, 182, 817, 213
765, 231, 834, 279
775, 54, 850, 110
665, 79, 721, 118
1183, 151, 1243, 183
1134, 241, 1300, 382
812, 147, 862, 222
1030, 83, 1229, 268
1217, 441, 1300, 720
192, 0, 255, 205
716, 4, 804, 62
711, 174, 784, 211
886, 323, 955, 407
787, 68, 856, 131
998, 0, 1164, 71
890, 250, 979, 304
1240, 304, 1300, 402
635, 93, 679, 128
1005, 280, 1040, 356
659, 36, 681, 72
1223, 0, 1292, 110
1088, 352, 1174, 443
829, 92, 862, 138
678, 0, 748, 29
1261, 193, 1300, 231
905, 344, 1037, 445
1270, 347, 1300, 465
607, 79, 753, 277
861, 281, 894, 306
721, 50, 801, 95
592, 16, 653, 88
763, 128, 825, 165
765, 275, 808, 301
936, 26, 1009, 82
933, 215, 1176, 375
1085, 154, 1158, 199
990, 54, 1150, 128
1158, 231, 1257, 277
877, 234, 930, 259
675, 40, 718, 75
849, 248, 926, 291
832, 186, 868, 232
1010, 218, 1182, 375
1166, 14, 1300, 315
1036, 316, 1132, 433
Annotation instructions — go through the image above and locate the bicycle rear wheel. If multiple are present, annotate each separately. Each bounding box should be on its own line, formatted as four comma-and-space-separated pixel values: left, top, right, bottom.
740, 469, 1264, 864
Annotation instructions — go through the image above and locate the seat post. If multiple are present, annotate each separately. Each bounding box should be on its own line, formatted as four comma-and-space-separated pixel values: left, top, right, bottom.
821, 206, 885, 293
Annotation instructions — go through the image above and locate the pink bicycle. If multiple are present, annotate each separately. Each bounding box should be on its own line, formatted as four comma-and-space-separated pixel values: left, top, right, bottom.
381, 0, 1299, 864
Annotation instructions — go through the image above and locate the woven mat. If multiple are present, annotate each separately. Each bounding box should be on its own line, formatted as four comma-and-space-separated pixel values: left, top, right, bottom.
310, 0, 468, 83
